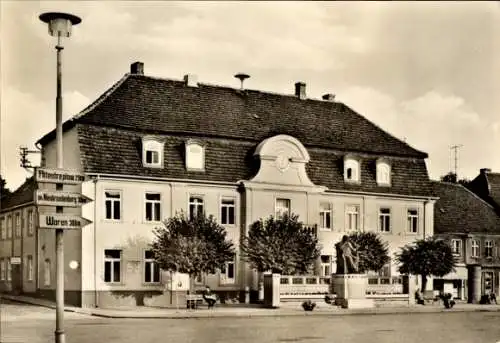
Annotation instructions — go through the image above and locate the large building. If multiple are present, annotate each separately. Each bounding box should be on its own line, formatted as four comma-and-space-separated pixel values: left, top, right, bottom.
432, 181, 500, 302
2, 62, 437, 307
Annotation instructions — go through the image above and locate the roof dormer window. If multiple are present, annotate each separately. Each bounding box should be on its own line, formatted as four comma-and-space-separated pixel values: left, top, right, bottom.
186, 140, 205, 171
376, 159, 391, 186
344, 157, 360, 183
142, 136, 164, 168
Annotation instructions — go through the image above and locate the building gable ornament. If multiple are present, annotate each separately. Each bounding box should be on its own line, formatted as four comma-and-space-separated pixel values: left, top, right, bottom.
250, 134, 318, 188
276, 153, 291, 173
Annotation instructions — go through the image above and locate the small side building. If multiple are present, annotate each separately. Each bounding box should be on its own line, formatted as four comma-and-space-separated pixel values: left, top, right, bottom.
432, 181, 500, 302
0, 178, 37, 295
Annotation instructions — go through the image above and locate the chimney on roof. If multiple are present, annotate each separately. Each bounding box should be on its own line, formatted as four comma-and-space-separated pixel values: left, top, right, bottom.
480, 168, 492, 174
322, 93, 336, 102
130, 62, 144, 75
295, 82, 306, 100
184, 74, 198, 87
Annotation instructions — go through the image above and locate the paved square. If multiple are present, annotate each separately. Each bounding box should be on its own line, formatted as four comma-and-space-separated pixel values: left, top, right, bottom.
1, 301, 499, 343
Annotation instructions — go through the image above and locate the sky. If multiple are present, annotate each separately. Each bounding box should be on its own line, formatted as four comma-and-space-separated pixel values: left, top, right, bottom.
1, 1, 499, 191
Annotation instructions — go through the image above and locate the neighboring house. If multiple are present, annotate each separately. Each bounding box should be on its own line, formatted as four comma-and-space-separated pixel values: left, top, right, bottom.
432, 181, 500, 303
0, 178, 37, 296
21, 62, 436, 308
467, 168, 500, 215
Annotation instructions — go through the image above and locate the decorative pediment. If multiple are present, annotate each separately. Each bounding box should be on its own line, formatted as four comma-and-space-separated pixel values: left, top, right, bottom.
250, 135, 316, 187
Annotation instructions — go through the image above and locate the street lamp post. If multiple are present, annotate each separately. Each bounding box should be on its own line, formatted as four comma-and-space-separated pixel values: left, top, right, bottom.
39, 12, 82, 343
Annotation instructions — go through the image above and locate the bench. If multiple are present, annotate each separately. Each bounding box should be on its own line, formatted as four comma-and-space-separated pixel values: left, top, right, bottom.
186, 294, 204, 309
186, 293, 218, 309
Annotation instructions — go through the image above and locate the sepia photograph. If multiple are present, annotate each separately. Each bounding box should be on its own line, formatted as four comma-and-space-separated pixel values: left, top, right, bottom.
0, 1, 499, 342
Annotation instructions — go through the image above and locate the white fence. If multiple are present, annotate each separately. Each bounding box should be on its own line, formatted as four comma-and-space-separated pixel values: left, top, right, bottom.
279, 275, 405, 299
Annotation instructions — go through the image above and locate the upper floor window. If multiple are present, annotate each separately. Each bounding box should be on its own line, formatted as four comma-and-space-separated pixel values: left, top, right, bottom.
344, 157, 360, 183
485, 240, 493, 258
220, 198, 235, 225
275, 198, 290, 217
378, 208, 391, 232
15, 213, 21, 238
185, 140, 205, 171
142, 137, 164, 168
0, 217, 5, 240
27, 210, 34, 236
376, 160, 391, 186
145, 193, 161, 222
471, 239, 480, 258
189, 196, 204, 220
451, 239, 462, 256
7, 215, 12, 239
345, 205, 360, 231
319, 203, 332, 231
407, 209, 418, 233
105, 191, 121, 220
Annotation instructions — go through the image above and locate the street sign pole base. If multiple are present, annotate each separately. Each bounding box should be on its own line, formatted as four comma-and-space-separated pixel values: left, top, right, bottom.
55, 329, 65, 343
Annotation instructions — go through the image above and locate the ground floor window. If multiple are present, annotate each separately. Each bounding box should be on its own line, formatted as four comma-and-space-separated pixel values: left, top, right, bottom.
220, 255, 235, 284
104, 249, 121, 283
0, 259, 5, 280
26, 255, 33, 281
6, 259, 11, 281
144, 250, 160, 283
320, 255, 331, 277
44, 259, 51, 286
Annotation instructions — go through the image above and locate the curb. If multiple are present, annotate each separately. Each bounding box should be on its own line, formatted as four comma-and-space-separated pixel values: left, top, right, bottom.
3, 295, 500, 319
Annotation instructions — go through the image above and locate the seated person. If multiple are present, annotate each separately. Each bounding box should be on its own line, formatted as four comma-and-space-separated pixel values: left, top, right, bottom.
203, 286, 217, 308
490, 292, 497, 305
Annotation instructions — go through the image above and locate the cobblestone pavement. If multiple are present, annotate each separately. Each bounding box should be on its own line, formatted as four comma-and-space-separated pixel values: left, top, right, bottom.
1, 300, 500, 343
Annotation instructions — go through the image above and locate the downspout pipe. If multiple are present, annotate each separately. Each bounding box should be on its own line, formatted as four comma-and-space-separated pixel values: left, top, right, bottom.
93, 176, 98, 307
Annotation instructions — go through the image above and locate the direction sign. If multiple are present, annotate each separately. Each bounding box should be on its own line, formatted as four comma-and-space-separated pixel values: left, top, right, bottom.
35, 190, 92, 207
35, 167, 85, 185
39, 214, 92, 230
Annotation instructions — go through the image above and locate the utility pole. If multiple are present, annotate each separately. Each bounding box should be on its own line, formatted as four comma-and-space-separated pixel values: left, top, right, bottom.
450, 144, 463, 179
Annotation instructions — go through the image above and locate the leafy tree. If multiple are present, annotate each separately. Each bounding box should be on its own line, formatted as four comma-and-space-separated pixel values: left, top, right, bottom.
0, 175, 10, 200
240, 213, 321, 275
151, 212, 234, 293
340, 231, 390, 274
439, 172, 471, 187
395, 237, 457, 292
440, 172, 457, 183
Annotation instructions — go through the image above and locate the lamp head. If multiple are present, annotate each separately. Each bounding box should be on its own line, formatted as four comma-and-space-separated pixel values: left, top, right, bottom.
39, 12, 82, 38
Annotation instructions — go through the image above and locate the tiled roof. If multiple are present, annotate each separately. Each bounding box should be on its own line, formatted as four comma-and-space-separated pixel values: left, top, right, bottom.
486, 172, 500, 209
467, 171, 500, 214
39, 73, 427, 159
432, 181, 500, 234
79, 124, 433, 196
0, 177, 35, 212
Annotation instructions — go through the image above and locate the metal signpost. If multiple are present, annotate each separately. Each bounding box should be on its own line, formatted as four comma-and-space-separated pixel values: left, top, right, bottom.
38, 12, 85, 343
35, 190, 92, 207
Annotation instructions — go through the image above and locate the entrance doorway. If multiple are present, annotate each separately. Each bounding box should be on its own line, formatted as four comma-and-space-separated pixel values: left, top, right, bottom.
482, 271, 494, 295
